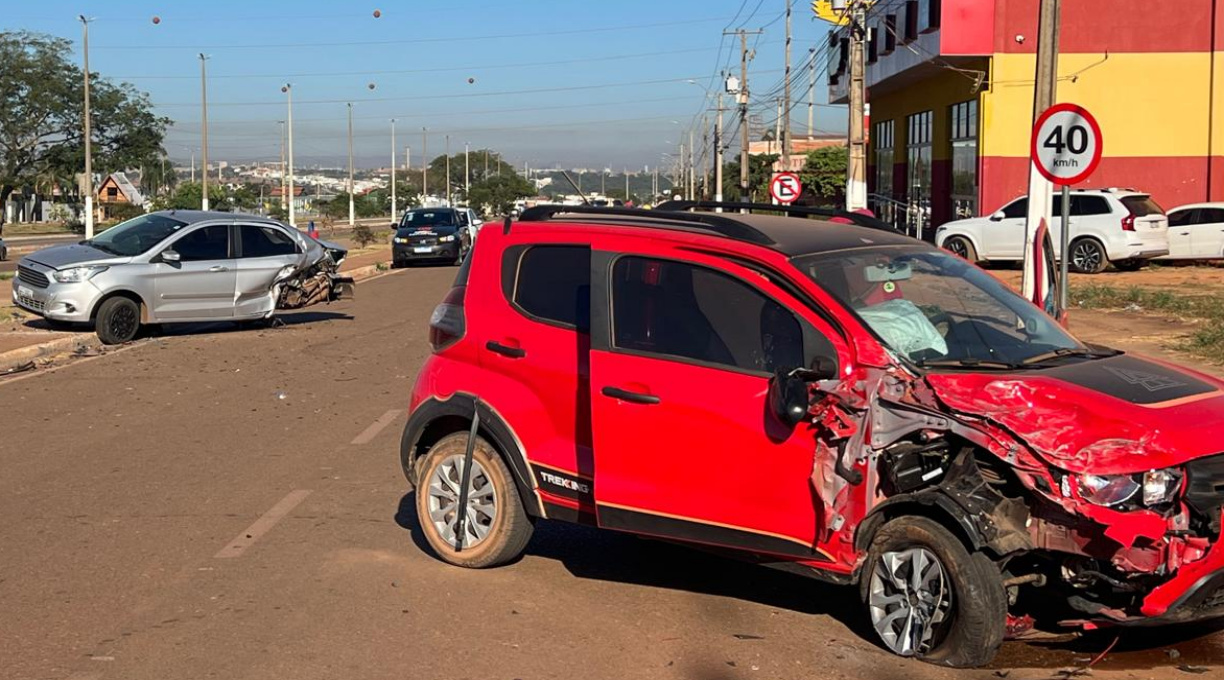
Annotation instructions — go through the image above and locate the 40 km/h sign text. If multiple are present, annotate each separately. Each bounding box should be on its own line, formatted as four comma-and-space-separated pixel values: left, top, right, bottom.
1030, 103, 1103, 186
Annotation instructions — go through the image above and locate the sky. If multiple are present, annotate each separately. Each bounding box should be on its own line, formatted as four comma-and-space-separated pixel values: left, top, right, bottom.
8, 1, 845, 170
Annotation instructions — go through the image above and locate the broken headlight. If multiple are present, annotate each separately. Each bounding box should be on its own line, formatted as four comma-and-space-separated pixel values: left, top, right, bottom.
1070, 469, 1183, 508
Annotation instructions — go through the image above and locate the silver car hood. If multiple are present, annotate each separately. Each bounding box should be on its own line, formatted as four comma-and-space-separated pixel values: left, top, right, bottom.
24, 243, 133, 269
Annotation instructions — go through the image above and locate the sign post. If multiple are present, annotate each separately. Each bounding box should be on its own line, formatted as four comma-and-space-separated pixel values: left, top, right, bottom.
769, 172, 803, 206
1030, 103, 1103, 315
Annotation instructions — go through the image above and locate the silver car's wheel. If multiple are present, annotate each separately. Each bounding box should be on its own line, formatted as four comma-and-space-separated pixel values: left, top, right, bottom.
426, 454, 497, 548
868, 547, 952, 657
1070, 239, 1107, 274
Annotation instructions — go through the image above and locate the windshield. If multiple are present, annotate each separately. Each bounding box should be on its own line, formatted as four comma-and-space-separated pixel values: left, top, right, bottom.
794, 246, 1084, 367
87, 213, 189, 256
400, 210, 457, 229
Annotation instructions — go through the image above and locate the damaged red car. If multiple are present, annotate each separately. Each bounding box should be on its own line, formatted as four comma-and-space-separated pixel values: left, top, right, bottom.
401, 202, 1224, 667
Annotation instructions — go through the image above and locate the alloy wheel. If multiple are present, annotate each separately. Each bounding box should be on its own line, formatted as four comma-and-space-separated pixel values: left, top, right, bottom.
1072, 242, 1102, 272
426, 454, 498, 548
110, 304, 138, 340
868, 547, 953, 657
946, 239, 969, 259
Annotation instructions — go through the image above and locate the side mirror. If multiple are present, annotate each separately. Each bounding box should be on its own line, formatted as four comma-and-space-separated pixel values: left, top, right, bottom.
161, 249, 181, 263
989, 211, 1006, 222
768, 370, 813, 429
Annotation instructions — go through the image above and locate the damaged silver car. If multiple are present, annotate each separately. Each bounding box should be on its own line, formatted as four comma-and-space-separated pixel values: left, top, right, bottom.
12, 210, 354, 344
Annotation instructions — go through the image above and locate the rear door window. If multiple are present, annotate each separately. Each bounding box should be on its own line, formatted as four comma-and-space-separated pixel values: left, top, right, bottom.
1169, 210, 1197, 227
1121, 195, 1165, 216
173, 225, 229, 261
240, 225, 299, 258
1071, 196, 1111, 216
509, 245, 591, 330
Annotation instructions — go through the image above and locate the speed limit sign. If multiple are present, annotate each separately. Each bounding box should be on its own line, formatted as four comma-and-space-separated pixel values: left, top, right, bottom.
1031, 103, 1103, 186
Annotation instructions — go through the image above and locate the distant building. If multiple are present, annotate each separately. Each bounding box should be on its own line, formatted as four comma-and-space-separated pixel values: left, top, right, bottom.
96, 172, 145, 220
750, 135, 846, 173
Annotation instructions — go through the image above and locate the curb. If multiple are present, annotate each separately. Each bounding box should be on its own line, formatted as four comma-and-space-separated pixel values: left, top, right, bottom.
0, 333, 102, 374
0, 254, 393, 373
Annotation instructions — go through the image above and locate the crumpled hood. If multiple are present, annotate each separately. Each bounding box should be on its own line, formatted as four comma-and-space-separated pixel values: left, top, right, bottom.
26, 243, 131, 269
925, 353, 1224, 474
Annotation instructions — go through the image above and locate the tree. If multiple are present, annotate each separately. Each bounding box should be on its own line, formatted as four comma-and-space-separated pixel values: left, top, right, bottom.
0, 31, 171, 214
721, 154, 778, 203
466, 174, 535, 216
799, 146, 848, 205
427, 150, 518, 202
149, 182, 225, 211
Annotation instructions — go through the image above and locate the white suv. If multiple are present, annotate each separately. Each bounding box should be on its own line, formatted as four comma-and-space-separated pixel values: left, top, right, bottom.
935, 189, 1169, 273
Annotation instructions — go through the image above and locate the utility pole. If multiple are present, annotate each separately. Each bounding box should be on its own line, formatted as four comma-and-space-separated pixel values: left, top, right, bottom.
390, 118, 397, 222
278, 121, 286, 211
347, 102, 355, 227
702, 115, 710, 199
421, 128, 428, 200
79, 16, 94, 238
464, 142, 470, 198
725, 29, 762, 207
775, 98, 783, 156
199, 54, 210, 211
625, 168, 629, 203
846, 1, 868, 211
283, 84, 295, 227
714, 91, 724, 206
783, 0, 793, 170
808, 47, 816, 138
445, 135, 451, 205
484, 150, 489, 177
1021, 0, 1063, 307
688, 128, 696, 200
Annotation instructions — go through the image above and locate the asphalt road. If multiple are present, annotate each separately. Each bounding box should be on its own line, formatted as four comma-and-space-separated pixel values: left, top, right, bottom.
3, 267, 1223, 680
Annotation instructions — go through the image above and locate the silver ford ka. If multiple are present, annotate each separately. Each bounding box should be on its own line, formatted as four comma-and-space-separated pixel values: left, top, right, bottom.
13, 210, 354, 344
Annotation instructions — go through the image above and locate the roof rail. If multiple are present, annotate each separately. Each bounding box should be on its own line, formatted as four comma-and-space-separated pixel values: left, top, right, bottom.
516, 204, 776, 246
654, 200, 901, 233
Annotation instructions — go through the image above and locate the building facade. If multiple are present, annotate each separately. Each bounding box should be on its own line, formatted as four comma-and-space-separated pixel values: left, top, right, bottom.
830, 0, 1224, 233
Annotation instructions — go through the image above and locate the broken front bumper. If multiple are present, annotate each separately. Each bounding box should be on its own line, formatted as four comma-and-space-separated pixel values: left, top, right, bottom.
1136, 537, 1224, 624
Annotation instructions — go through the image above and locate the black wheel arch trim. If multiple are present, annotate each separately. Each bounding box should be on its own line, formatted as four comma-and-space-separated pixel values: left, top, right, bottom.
401, 394, 544, 518
854, 491, 992, 571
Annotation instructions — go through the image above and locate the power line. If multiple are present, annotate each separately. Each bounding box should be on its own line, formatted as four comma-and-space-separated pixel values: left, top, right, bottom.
93, 16, 735, 50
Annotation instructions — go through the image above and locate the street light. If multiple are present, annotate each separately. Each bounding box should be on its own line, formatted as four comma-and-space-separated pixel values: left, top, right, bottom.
347, 102, 354, 227
282, 83, 295, 227
445, 135, 451, 206
464, 141, 470, 198
199, 53, 210, 211
421, 127, 428, 201
79, 15, 94, 239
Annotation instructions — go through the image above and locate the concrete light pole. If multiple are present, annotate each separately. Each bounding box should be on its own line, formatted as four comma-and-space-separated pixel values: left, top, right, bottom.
421, 128, 428, 200
390, 119, 397, 222
464, 142, 470, 198
79, 15, 95, 238
445, 135, 451, 206
347, 102, 355, 227
282, 84, 295, 227
199, 53, 210, 211
278, 121, 286, 211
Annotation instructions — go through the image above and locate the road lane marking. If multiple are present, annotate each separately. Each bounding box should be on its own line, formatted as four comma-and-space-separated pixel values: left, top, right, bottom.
214, 490, 312, 559
350, 409, 402, 445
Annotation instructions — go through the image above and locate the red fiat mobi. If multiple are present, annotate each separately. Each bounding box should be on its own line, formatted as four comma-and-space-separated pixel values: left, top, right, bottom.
400, 201, 1224, 667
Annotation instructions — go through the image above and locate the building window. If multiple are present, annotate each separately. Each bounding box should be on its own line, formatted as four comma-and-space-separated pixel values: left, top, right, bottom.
950, 100, 978, 219
874, 121, 895, 199
906, 111, 933, 224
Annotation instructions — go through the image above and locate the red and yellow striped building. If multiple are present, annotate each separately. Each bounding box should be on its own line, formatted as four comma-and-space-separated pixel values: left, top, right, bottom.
829, 0, 1224, 231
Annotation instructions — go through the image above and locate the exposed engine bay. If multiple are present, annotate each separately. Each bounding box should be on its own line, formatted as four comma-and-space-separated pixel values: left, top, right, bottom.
274, 236, 355, 312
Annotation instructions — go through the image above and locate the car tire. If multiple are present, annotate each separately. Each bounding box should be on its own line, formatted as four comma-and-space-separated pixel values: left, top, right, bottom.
861, 516, 1005, 668
1112, 259, 1148, 272
0, 246, 7, 261
943, 236, 978, 262
1069, 238, 1108, 274
94, 296, 142, 345
414, 431, 534, 569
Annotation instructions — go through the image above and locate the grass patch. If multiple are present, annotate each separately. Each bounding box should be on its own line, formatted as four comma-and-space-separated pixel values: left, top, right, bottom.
0, 272, 13, 281
1072, 282, 1224, 360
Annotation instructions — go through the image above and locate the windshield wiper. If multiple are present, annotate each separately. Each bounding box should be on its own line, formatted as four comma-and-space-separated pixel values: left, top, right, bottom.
914, 357, 1023, 370
1021, 346, 1120, 365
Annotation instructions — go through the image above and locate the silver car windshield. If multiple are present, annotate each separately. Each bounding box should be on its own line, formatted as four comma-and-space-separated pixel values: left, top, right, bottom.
793, 246, 1085, 367
87, 214, 189, 257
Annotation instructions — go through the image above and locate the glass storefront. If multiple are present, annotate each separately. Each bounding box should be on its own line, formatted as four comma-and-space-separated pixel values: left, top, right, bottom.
950, 100, 978, 219
906, 111, 933, 237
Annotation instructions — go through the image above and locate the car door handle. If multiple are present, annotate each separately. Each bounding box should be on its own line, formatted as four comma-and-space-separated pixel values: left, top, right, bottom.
209, 265, 229, 272
601, 386, 660, 405
485, 341, 525, 359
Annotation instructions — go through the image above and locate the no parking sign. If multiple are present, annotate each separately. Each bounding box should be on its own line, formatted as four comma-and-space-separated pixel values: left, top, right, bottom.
769, 173, 803, 205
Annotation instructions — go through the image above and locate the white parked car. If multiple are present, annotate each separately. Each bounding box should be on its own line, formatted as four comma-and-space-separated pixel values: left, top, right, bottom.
1158, 203, 1224, 260
455, 206, 484, 245
935, 189, 1169, 273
